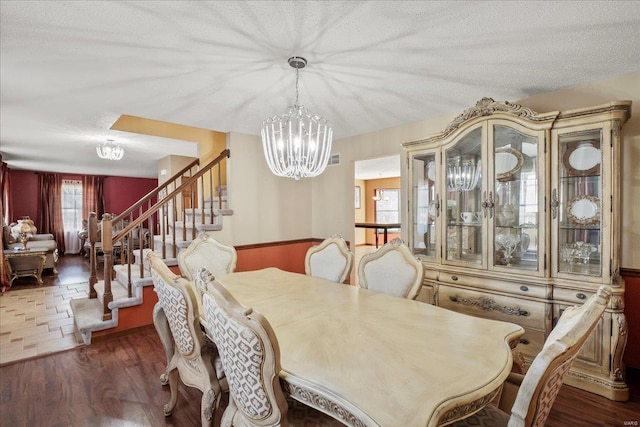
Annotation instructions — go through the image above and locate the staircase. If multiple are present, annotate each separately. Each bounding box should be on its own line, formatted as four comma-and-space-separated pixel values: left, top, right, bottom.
70, 149, 231, 344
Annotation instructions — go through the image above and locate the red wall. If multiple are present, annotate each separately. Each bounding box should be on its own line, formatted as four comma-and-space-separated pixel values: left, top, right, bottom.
103, 176, 157, 214
7, 170, 39, 223
6, 169, 157, 224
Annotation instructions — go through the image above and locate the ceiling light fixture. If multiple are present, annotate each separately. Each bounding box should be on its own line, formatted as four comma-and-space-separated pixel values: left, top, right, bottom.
96, 139, 124, 160
261, 56, 333, 180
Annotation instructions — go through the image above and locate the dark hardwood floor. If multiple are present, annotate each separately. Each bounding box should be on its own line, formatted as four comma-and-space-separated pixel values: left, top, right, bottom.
1, 255, 638, 426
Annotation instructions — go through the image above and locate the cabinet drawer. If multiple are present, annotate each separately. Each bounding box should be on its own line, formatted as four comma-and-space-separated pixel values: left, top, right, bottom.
439, 271, 548, 299
438, 285, 550, 331
515, 328, 546, 359
554, 287, 595, 305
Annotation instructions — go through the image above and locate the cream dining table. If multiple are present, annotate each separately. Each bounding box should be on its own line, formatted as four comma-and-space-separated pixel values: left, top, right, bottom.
198, 267, 524, 427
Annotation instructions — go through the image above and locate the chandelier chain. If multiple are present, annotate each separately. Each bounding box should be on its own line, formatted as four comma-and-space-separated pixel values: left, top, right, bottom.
295, 67, 300, 107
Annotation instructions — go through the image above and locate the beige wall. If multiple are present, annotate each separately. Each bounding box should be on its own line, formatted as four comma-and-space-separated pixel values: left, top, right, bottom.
224, 131, 313, 246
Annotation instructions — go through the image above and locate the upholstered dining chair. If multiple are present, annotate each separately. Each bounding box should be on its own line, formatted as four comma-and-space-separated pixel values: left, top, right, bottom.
450, 285, 612, 427
304, 234, 353, 283
201, 279, 345, 427
357, 238, 424, 299
178, 233, 237, 281
147, 252, 227, 427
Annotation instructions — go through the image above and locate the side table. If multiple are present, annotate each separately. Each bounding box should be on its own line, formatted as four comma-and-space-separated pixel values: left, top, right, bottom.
3, 248, 48, 292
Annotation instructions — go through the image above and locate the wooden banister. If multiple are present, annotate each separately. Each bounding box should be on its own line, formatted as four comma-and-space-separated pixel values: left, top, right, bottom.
88, 149, 230, 320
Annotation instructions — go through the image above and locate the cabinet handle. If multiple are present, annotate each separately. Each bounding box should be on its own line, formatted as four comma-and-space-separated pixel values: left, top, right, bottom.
551, 189, 559, 219
435, 194, 441, 217
519, 338, 530, 345
488, 191, 495, 218
451, 275, 458, 281
576, 293, 587, 300
481, 191, 495, 218
520, 285, 529, 292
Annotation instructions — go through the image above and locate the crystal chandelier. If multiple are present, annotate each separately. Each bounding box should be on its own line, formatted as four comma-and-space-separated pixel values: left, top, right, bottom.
96, 139, 124, 160
261, 57, 333, 180
447, 157, 481, 192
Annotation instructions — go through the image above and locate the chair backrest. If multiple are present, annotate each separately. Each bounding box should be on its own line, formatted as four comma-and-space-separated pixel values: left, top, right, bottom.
148, 251, 206, 361
304, 234, 353, 283
509, 285, 612, 427
357, 238, 424, 299
178, 233, 237, 281
201, 279, 288, 426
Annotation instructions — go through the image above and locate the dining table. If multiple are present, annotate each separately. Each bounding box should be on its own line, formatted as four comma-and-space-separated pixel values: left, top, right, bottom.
203, 267, 524, 427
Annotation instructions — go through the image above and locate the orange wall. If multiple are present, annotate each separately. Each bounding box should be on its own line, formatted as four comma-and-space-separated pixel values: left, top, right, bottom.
235, 240, 319, 274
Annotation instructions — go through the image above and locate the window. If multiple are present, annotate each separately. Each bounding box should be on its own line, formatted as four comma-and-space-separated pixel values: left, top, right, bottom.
62, 180, 83, 231
374, 188, 400, 224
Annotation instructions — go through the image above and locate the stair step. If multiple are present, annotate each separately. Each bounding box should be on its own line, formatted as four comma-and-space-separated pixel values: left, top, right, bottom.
70, 298, 118, 344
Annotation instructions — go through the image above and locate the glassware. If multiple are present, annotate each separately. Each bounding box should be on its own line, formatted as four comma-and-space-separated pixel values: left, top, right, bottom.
495, 234, 520, 265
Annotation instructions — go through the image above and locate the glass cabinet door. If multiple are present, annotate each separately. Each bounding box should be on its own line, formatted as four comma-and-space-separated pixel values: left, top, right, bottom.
491, 124, 541, 272
555, 129, 603, 277
410, 152, 438, 261
444, 126, 483, 266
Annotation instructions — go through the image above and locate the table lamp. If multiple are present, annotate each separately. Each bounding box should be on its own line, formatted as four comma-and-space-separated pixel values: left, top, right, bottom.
11, 216, 37, 250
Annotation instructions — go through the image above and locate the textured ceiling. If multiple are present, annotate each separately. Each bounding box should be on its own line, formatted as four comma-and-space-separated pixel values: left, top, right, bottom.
1, 1, 639, 178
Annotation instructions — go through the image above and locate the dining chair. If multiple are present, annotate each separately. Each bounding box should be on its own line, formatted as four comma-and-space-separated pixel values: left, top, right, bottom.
178, 232, 237, 281
148, 252, 227, 427
357, 237, 424, 299
449, 285, 612, 427
201, 278, 345, 427
304, 234, 353, 283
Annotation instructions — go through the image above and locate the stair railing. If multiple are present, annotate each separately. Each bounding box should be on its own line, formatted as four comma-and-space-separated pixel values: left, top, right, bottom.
87, 149, 230, 320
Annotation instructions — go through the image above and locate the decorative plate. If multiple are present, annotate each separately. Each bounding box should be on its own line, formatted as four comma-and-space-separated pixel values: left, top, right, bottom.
425, 160, 436, 184
563, 140, 600, 176
567, 195, 600, 226
495, 147, 524, 181
428, 201, 437, 220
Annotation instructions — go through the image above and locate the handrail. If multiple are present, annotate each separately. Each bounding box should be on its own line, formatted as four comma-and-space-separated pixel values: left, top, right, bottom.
90, 149, 230, 320
114, 157, 200, 222
112, 149, 229, 242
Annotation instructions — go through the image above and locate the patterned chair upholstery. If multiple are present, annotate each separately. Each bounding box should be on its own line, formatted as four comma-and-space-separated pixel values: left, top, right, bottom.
178, 233, 237, 281
147, 252, 226, 427
450, 285, 612, 427
201, 279, 344, 427
304, 234, 353, 283
357, 238, 424, 299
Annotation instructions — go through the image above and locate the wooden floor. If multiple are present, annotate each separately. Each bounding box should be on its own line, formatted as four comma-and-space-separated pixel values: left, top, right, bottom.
1, 255, 639, 426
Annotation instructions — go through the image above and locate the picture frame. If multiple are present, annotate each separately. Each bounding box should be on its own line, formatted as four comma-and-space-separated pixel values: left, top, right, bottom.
355, 186, 361, 209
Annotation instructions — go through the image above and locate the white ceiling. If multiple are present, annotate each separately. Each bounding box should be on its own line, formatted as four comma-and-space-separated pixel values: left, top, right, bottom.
1, 1, 639, 178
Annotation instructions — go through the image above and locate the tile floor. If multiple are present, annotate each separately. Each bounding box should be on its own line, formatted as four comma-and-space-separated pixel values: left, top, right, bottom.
0, 282, 88, 365
0, 254, 93, 366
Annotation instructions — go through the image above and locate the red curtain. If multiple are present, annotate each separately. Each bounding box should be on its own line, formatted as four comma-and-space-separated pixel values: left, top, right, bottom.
82, 175, 104, 219
0, 155, 11, 288
37, 173, 65, 253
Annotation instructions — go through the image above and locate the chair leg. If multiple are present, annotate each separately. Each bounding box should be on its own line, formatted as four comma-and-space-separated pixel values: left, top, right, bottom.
221, 397, 238, 427
163, 369, 179, 416
200, 387, 218, 427
153, 302, 174, 385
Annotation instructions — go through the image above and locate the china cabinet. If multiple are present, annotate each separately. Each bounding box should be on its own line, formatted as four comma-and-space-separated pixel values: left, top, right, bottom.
404, 98, 631, 401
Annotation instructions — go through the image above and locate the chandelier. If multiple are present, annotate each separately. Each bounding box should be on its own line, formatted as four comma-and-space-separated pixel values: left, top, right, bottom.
447, 156, 481, 192
96, 139, 124, 160
261, 57, 333, 180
